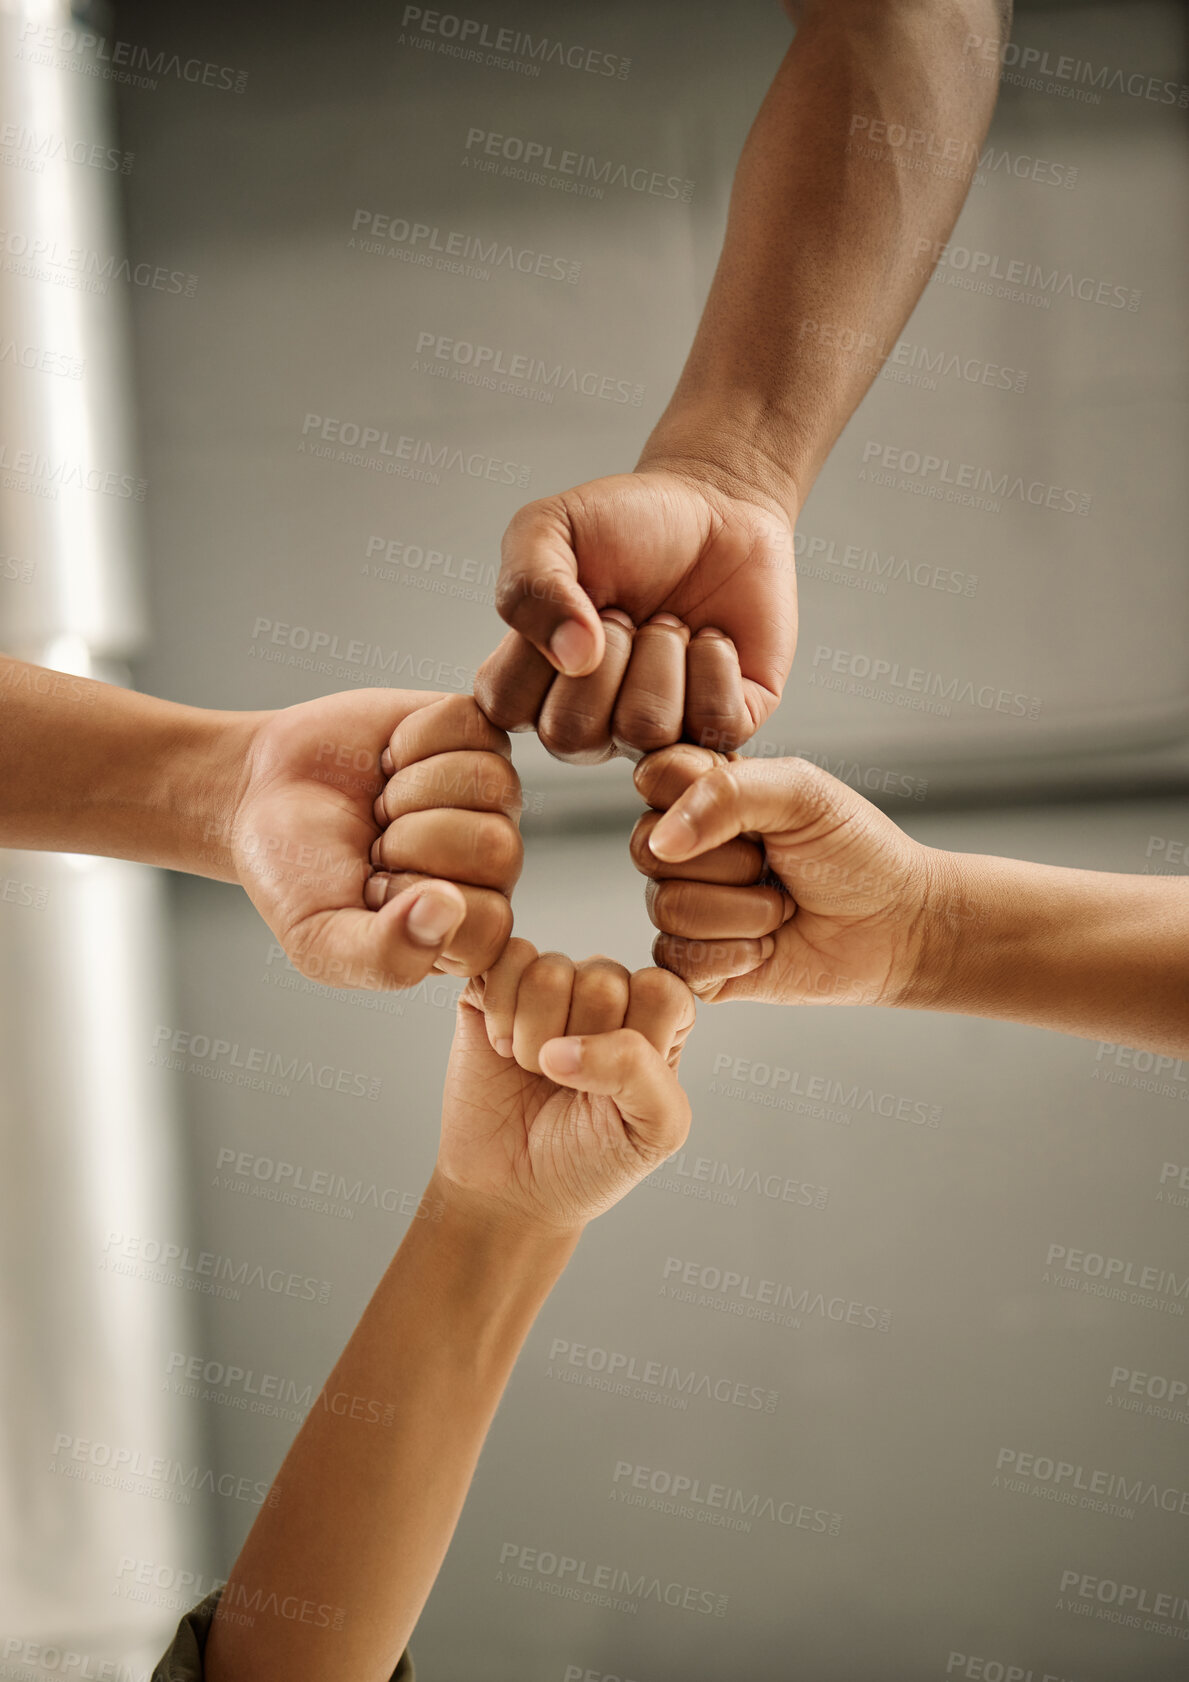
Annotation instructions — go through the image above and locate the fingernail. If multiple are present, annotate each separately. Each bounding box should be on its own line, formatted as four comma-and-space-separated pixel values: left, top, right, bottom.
649, 808, 697, 861
380, 748, 393, 775
406, 889, 462, 946
543, 1036, 583, 1076
549, 620, 595, 677
363, 874, 389, 910
758, 936, 775, 963
649, 613, 685, 628
601, 607, 635, 632
694, 625, 728, 641
369, 837, 384, 866
494, 1036, 513, 1059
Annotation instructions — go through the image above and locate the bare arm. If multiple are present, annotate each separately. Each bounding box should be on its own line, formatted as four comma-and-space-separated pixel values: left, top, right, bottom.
204, 953, 695, 1680
0, 660, 521, 986
479, 0, 1013, 759
632, 747, 1189, 1057
642, 0, 1013, 506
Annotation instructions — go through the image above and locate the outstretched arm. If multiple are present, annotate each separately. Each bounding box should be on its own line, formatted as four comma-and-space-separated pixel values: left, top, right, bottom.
633, 745, 1189, 1056
478, 0, 1012, 760
203, 949, 694, 1681
0, 661, 521, 987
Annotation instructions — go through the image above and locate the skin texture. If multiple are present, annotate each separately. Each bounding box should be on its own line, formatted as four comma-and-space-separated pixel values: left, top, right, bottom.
476, 0, 1010, 760
204, 954, 695, 1682
0, 661, 521, 989
633, 746, 1189, 1056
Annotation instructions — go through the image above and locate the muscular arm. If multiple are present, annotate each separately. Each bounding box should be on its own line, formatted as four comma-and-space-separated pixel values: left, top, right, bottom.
641, 0, 1013, 509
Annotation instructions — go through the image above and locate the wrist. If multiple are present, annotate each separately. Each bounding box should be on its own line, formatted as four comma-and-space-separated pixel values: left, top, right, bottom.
892, 846, 979, 1013
426, 1166, 585, 1255
637, 403, 804, 525
164, 707, 263, 884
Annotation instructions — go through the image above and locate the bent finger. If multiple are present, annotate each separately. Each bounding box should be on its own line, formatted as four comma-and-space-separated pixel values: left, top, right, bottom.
537, 609, 635, 764
646, 878, 791, 941
474, 631, 556, 733
538, 1027, 691, 1158
612, 615, 688, 754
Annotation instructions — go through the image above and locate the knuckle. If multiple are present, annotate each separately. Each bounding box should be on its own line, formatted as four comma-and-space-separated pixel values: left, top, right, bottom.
629, 816, 663, 874
470, 896, 514, 973
614, 696, 682, 752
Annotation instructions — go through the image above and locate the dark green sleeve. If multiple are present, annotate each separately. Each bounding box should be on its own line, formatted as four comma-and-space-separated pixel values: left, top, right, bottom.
151, 1588, 414, 1680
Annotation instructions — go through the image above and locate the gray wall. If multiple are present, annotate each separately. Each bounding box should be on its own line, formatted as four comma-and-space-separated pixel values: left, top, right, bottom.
66, 0, 1189, 1675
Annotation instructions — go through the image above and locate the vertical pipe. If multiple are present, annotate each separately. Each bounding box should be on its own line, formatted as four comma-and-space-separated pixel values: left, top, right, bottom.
0, 0, 204, 1660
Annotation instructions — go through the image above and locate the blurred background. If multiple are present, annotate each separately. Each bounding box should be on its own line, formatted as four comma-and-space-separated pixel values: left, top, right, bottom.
1, 0, 1187, 1677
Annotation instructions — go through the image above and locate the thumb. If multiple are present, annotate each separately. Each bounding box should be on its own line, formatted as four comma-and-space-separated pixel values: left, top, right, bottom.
497, 496, 606, 678
644, 756, 869, 862
538, 1028, 691, 1159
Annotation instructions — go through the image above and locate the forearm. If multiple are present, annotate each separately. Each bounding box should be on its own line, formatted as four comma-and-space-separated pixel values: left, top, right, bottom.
204, 1172, 579, 1682
641, 0, 1008, 512
0, 658, 256, 880
910, 850, 1189, 1054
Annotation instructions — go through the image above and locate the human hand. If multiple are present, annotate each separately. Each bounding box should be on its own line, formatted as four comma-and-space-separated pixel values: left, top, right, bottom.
631, 745, 941, 1007
474, 468, 797, 761
435, 939, 695, 1234
230, 691, 521, 990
